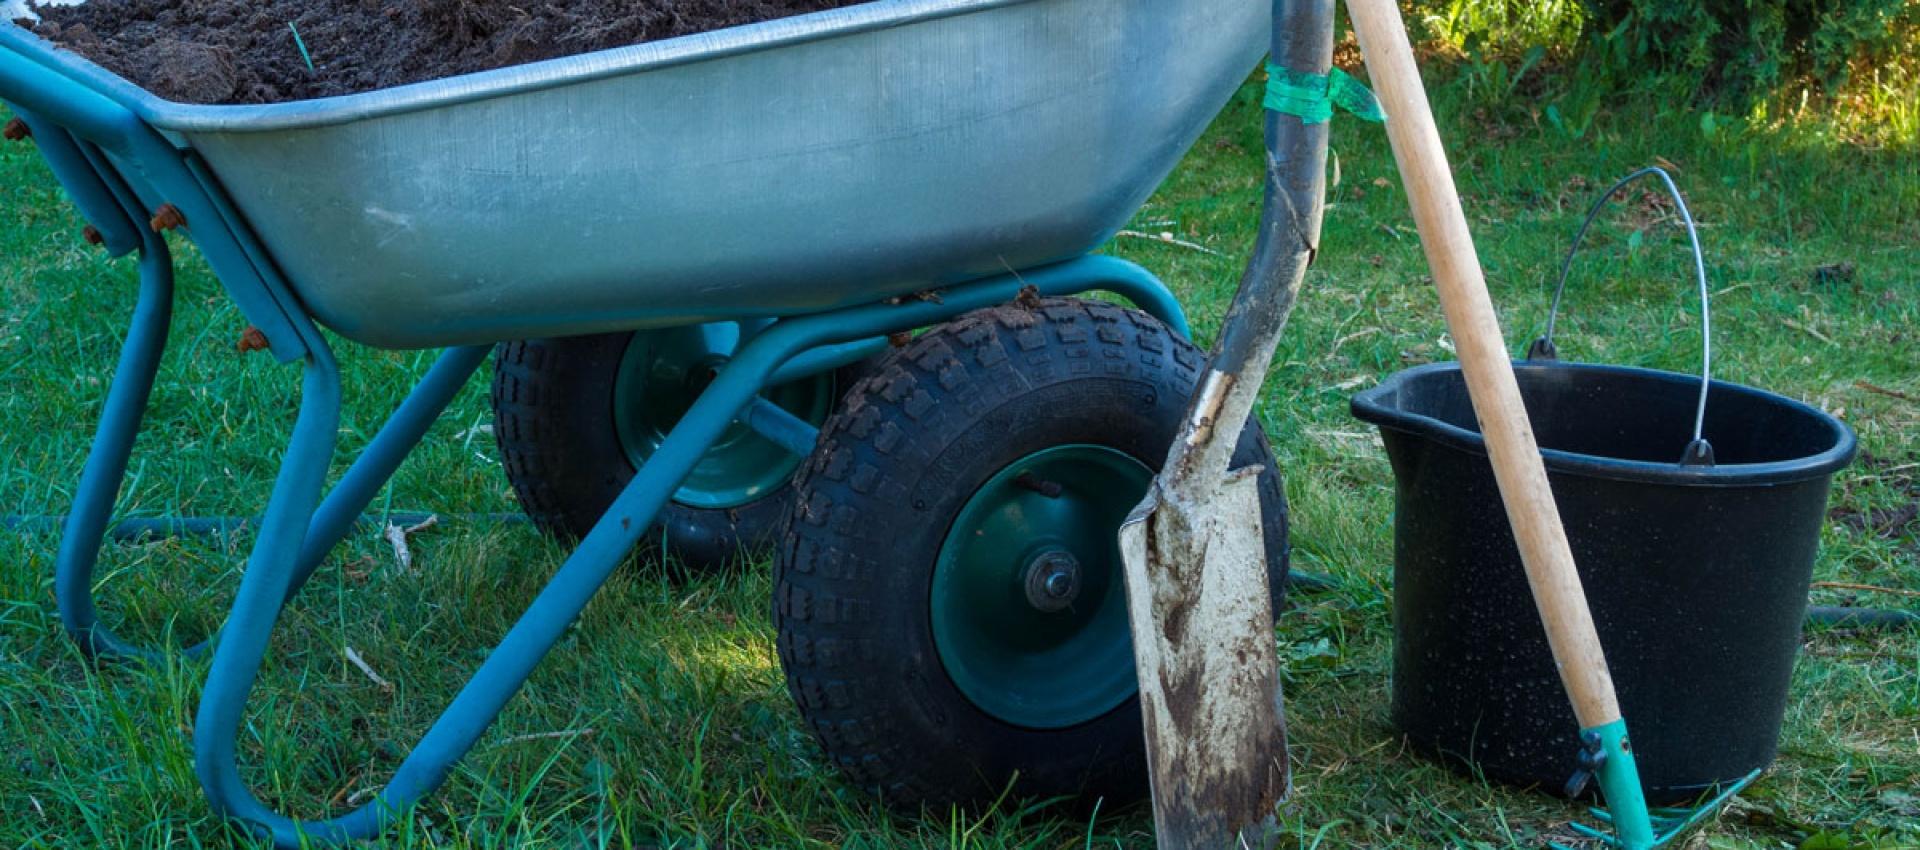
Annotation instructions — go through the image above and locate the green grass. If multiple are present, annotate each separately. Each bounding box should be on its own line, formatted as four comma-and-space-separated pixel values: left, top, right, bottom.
2, 58, 1916, 848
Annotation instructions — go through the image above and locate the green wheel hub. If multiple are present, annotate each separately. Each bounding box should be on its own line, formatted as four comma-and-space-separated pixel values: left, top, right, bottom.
613, 323, 835, 510
931, 445, 1153, 730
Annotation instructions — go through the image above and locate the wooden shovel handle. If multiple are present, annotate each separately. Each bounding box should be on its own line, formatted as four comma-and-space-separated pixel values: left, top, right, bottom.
1346, 0, 1622, 729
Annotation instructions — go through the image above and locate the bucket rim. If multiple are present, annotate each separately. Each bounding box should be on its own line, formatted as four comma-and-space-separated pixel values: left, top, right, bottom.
1349, 360, 1858, 487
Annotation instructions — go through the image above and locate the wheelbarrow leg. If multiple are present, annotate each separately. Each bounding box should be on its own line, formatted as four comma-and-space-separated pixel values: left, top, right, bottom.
55, 234, 175, 659
54, 270, 490, 661
192, 324, 797, 847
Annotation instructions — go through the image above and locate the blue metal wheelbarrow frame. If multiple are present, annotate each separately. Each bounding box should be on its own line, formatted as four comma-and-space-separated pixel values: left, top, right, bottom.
0, 5, 1256, 843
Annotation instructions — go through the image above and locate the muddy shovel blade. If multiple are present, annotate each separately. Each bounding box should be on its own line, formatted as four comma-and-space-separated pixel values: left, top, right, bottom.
1119, 470, 1287, 849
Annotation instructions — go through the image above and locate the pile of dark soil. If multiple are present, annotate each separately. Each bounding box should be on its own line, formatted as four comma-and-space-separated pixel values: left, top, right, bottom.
20, 0, 870, 105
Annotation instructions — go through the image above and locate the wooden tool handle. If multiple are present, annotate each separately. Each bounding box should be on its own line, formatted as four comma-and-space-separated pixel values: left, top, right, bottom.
1346, 0, 1621, 729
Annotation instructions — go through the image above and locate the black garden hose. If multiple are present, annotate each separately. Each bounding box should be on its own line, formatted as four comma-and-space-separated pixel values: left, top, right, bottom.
1804, 605, 1920, 629
1279, 568, 1915, 631
10, 516, 1910, 629
2, 512, 524, 540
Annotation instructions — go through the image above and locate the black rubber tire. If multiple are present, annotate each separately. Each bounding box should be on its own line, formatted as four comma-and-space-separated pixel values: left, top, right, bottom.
492, 333, 814, 570
774, 297, 1289, 809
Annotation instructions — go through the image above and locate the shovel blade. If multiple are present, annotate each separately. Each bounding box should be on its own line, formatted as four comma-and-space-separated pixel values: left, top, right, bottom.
1119, 469, 1287, 849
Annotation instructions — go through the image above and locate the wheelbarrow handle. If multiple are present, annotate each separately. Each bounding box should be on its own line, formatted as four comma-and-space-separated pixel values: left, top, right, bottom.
0, 44, 147, 155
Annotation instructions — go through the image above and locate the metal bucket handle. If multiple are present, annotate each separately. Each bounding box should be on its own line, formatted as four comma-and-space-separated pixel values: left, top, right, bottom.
1526, 165, 1716, 467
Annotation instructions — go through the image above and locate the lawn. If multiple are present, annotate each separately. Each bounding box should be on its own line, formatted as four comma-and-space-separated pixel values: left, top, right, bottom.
2, 44, 1916, 850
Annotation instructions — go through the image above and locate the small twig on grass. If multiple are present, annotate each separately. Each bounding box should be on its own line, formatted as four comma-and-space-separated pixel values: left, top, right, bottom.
454, 418, 493, 447
344, 645, 394, 692
1115, 230, 1225, 256
495, 728, 597, 747
382, 524, 413, 572
1781, 317, 1836, 346
382, 514, 439, 573
1855, 380, 1917, 404
327, 769, 368, 807
341, 554, 377, 583
1813, 581, 1920, 599
1331, 327, 1380, 353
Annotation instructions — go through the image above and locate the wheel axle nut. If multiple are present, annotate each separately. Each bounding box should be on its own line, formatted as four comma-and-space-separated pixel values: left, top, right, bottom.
1044, 572, 1073, 599
1023, 550, 1082, 613
149, 203, 186, 233
2, 118, 29, 142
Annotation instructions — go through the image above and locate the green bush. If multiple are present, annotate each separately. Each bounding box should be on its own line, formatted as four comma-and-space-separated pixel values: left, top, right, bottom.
1577, 0, 1917, 100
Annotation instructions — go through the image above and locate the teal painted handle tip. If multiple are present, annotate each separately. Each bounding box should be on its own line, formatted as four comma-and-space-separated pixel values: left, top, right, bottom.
1586, 719, 1657, 849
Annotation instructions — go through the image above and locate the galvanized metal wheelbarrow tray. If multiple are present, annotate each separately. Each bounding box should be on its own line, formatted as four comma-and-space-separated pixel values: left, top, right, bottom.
0, 0, 1264, 844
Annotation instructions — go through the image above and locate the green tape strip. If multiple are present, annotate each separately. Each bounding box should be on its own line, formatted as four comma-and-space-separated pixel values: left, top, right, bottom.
1263, 63, 1385, 125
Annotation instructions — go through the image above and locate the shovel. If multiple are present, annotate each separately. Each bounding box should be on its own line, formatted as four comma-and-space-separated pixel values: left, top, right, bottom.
1117, 0, 1336, 846
1344, 1, 1755, 846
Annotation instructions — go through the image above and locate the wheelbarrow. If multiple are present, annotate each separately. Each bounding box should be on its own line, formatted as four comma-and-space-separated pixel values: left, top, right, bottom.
0, 1, 1300, 843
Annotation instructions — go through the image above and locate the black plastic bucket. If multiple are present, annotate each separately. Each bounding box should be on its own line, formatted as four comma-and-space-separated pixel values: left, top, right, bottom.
1348, 168, 1858, 804
1353, 361, 1855, 802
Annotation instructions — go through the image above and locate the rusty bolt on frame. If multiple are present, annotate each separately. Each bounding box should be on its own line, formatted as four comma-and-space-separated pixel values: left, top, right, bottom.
149, 203, 186, 233
82, 226, 105, 247
236, 326, 270, 354
2, 118, 29, 142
